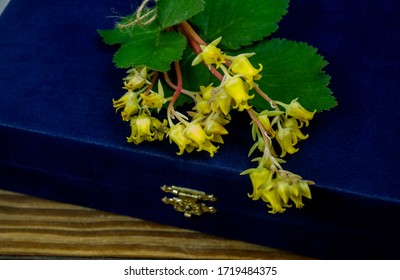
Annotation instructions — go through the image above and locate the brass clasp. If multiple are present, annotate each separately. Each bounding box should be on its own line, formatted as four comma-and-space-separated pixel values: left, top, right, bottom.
161, 185, 217, 218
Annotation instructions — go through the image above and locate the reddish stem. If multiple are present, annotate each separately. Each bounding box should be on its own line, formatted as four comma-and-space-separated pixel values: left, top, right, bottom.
254, 85, 277, 109
180, 21, 207, 45
163, 72, 196, 100
167, 61, 183, 110
144, 71, 159, 94
163, 72, 178, 91
246, 108, 268, 144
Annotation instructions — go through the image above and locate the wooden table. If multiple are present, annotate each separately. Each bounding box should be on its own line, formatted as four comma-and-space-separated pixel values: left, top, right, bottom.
0, 189, 308, 259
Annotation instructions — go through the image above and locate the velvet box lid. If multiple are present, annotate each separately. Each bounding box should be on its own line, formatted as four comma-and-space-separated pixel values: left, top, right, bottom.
1, 0, 399, 259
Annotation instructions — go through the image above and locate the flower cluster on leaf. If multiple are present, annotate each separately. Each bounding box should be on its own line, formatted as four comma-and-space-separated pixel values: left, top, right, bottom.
100, 0, 336, 214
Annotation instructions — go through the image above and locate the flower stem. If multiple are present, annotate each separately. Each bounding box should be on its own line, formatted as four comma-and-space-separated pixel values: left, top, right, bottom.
144, 71, 159, 94
254, 85, 277, 109
180, 21, 207, 45
168, 61, 183, 110
166, 61, 190, 126
246, 108, 281, 169
163, 72, 197, 100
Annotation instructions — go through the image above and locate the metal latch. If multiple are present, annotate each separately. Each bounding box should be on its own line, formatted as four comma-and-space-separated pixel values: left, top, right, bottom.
161, 185, 217, 218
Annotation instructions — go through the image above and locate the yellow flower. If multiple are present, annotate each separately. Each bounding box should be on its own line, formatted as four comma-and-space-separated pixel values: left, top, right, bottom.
126, 114, 168, 144
198, 140, 219, 157
192, 37, 226, 68
112, 90, 140, 121
210, 134, 224, 144
204, 119, 228, 136
210, 113, 231, 126
260, 189, 286, 214
210, 88, 232, 115
276, 171, 313, 209
150, 118, 169, 141
275, 179, 290, 205
168, 124, 191, 155
195, 100, 211, 115
229, 53, 263, 87
282, 117, 308, 143
223, 76, 253, 111
113, 90, 133, 111
241, 166, 272, 201
276, 122, 299, 157
141, 92, 164, 110
140, 80, 165, 112
257, 110, 280, 137
200, 84, 214, 100
123, 67, 149, 90
204, 113, 230, 144
286, 99, 316, 126
286, 180, 312, 209
127, 113, 153, 144
183, 123, 218, 156
184, 123, 208, 144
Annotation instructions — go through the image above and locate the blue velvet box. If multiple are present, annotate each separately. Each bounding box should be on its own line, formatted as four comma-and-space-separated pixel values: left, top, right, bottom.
1, 0, 399, 259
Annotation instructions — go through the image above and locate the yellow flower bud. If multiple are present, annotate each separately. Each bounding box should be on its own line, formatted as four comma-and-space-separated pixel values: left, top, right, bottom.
210, 113, 231, 126
216, 90, 232, 115
299, 180, 312, 200
204, 119, 228, 135
195, 100, 211, 114
257, 112, 276, 137
211, 134, 224, 144
275, 180, 290, 204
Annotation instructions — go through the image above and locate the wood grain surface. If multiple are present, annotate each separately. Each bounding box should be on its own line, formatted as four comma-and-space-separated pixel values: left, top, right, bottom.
0, 189, 308, 259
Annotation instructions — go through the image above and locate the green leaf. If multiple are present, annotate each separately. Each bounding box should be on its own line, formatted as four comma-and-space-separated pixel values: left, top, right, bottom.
189, 0, 289, 50
98, 13, 161, 45
157, 0, 205, 29
112, 30, 186, 72
245, 39, 337, 112
98, 28, 131, 45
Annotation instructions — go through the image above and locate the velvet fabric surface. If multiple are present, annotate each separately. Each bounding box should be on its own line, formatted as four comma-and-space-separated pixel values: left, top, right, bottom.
1, 0, 399, 259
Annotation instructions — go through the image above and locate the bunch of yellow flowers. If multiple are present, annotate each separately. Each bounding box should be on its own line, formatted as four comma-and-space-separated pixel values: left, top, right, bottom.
112, 32, 316, 214
112, 67, 169, 144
